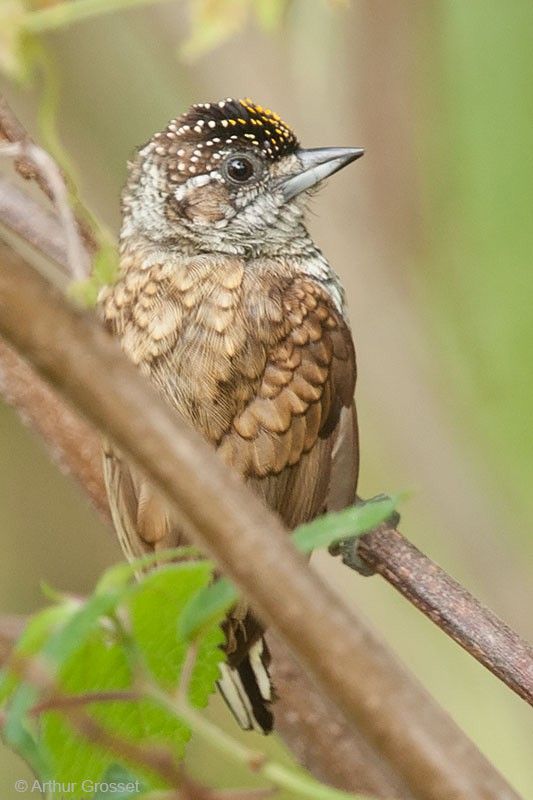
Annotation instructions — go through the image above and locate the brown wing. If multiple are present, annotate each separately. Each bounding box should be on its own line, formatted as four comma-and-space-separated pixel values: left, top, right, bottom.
327, 402, 359, 513
217, 278, 358, 666
217, 278, 358, 528
102, 442, 183, 559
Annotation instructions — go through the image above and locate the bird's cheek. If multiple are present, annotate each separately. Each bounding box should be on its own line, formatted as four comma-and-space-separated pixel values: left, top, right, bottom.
167, 185, 232, 227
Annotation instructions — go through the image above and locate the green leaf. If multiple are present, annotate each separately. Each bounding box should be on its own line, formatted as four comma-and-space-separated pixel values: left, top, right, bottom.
43, 592, 120, 666
0, 557, 226, 793
2, 682, 49, 778
129, 562, 224, 707
35, 561, 224, 792
68, 277, 101, 308
69, 241, 119, 308
40, 616, 185, 792
179, 577, 237, 641
41, 634, 177, 794
292, 494, 402, 553
176, 497, 403, 642
0, 604, 71, 701
92, 241, 119, 287
94, 547, 203, 596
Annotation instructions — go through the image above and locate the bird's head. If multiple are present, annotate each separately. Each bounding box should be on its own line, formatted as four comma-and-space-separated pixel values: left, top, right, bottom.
121, 98, 363, 256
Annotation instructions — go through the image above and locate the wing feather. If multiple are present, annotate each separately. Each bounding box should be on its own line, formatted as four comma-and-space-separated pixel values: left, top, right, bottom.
217, 278, 358, 527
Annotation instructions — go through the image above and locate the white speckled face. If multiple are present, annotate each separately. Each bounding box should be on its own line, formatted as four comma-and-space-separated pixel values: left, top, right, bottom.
119, 97, 361, 304
120, 98, 356, 311
121, 103, 314, 257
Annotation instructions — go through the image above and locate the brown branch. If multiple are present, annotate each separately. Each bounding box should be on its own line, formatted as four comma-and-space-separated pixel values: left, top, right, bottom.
0, 242, 522, 800
0, 96, 97, 254
0, 337, 110, 522
356, 526, 533, 705
0, 97, 53, 201
267, 632, 417, 798
0, 176, 70, 272
66, 707, 184, 785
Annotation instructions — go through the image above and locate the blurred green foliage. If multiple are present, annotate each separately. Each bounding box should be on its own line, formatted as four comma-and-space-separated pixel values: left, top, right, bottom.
420, 2, 533, 522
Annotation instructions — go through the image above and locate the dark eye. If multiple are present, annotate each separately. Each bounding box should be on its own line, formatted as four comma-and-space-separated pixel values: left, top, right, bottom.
225, 156, 256, 183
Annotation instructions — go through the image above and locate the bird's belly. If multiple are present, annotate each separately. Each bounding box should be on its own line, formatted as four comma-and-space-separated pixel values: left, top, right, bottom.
151, 318, 261, 445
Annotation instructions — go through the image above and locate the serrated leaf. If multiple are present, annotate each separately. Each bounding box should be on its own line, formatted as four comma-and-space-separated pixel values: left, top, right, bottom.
94, 548, 203, 596
39, 563, 222, 791
179, 577, 236, 642
41, 626, 187, 794
37, 562, 225, 793
129, 562, 224, 708
1, 555, 229, 793
43, 592, 120, 666
292, 494, 401, 553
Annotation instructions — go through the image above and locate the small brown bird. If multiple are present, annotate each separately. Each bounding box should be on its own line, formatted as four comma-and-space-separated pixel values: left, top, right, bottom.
100, 98, 363, 733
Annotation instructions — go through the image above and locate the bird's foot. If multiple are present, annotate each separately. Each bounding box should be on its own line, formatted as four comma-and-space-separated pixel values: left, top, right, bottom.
328, 494, 400, 576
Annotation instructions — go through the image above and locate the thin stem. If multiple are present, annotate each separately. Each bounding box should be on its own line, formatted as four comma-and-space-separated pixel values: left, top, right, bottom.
151, 685, 369, 800
31, 690, 141, 715
21, 0, 176, 34
0, 96, 98, 255
179, 705, 369, 800
0, 142, 87, 280
176, 642, 199, 705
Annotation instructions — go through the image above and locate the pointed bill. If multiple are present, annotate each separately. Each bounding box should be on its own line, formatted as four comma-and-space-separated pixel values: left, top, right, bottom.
279, 146, 364, 202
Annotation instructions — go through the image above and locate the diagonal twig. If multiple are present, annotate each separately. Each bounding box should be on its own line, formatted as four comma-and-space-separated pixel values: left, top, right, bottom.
356, 526, 533, 705
0, 142, 89, 280
0, 95, 97, 254
0, 337, 109, 520
0, 175, 71, 274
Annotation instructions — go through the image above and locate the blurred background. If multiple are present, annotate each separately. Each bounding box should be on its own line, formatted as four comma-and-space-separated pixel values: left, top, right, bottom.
1, 1, 532, 796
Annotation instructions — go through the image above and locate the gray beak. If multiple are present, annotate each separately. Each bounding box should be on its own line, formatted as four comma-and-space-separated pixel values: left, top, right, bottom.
279, 146, 364, 202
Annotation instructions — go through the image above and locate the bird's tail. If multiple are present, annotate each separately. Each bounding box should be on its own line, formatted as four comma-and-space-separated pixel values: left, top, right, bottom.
217, 638, 274, 734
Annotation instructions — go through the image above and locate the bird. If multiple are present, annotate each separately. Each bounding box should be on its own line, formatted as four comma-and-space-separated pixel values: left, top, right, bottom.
99, 97, 363, 734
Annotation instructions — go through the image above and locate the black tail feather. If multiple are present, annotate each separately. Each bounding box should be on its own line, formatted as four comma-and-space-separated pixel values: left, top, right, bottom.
217, 638, 273, 734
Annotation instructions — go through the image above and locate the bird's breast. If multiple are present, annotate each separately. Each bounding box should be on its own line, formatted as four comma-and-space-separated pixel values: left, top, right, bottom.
102, 253, 294, 444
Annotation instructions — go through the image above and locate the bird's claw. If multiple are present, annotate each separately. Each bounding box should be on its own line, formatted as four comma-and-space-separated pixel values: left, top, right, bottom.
329, 495, 400, 576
